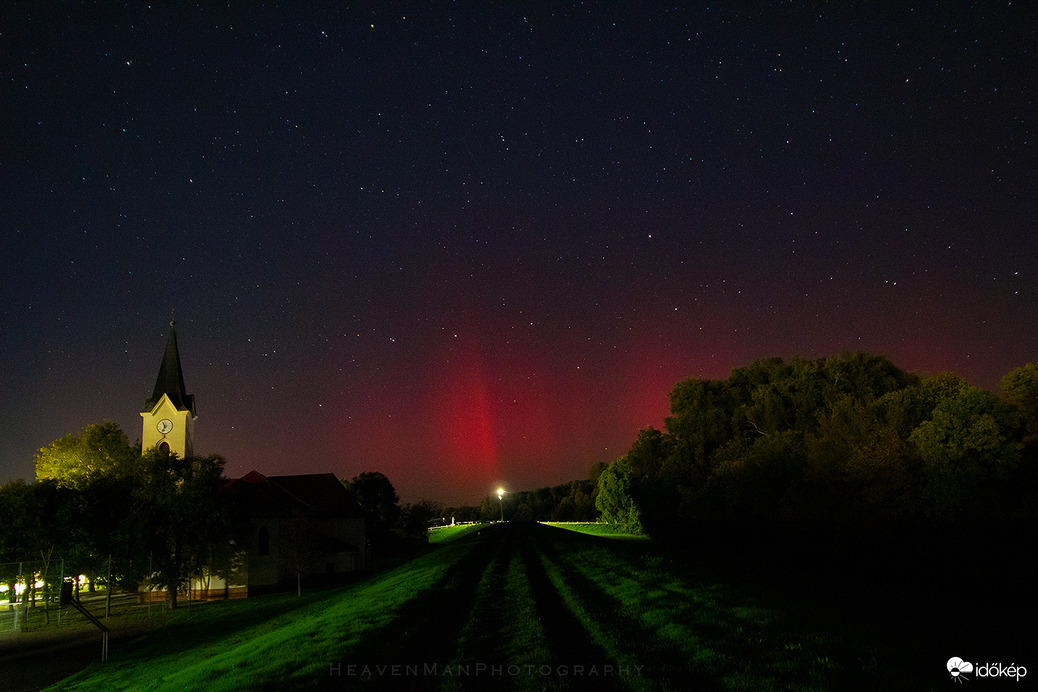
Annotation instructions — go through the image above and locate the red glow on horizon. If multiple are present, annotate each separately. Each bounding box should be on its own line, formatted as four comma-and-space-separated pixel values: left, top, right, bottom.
431, 343, 499, 484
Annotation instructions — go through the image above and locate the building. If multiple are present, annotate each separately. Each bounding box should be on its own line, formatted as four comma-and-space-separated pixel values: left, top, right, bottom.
225, 471, 366, 590
140, 320, 196, 458
139, 321, 365, 598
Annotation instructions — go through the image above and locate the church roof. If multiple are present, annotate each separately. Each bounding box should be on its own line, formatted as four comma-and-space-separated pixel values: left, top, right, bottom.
226, 471, 362, 519
143, 321, 196, 415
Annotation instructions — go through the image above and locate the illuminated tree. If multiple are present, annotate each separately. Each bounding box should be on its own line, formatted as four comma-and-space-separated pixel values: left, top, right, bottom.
595, 460, 643, 534
34, 421, 137, 489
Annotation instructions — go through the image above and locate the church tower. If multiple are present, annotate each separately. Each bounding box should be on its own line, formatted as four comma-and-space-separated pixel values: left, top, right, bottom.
141, 320, 196, 458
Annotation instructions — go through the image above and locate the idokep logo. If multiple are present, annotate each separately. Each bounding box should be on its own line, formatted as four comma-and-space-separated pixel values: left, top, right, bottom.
947, 657, 1028, 683
948, 657, 973, 683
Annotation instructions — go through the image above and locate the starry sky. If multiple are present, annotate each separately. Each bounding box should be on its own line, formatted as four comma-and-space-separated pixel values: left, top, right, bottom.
2, 3, 1035, 506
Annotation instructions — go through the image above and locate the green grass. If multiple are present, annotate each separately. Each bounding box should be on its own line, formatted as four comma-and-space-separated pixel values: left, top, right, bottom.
445, 529, 551, 691
49, 523, 911, 690
534, 524, 878, 690
48, 531, 491, 691
427, 522, 489, 543
541, 521, 649, 539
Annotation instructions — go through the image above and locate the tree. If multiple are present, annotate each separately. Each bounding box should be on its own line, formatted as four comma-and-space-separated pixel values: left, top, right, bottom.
441, 505, 479, 523
910, 387, 1022, 522
595, 460, 643, 534
666, 378, 733, 467
1001, 363, 1038, 447
0, 480, 33, 565
30, 422, 145, 593
74, 472, 143, 592
0, 479, 75, 619
593, 427, 673, 535
398, 500, 440, 542
138, 450, 228, 609
552, 496, 576, 521
281, 510, 320, 597
343, 472, 401, 555
705, 430, 805, 528
822, 352, 916, 401
478, 497, 497, 522
0, 480, 37, 604
34, 421, 137, 489
795, 396, 923, 530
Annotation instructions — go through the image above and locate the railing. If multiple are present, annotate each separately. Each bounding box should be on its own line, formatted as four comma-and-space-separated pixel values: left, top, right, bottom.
62, 581, 109, 662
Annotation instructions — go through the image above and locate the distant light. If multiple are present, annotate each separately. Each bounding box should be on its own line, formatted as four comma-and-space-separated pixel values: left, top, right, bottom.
496, 487, 504, 498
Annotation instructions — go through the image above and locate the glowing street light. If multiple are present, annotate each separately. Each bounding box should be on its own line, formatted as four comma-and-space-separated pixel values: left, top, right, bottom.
496, 487, 505, 522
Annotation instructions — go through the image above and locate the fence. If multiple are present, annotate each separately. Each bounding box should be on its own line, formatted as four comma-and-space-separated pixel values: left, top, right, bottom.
0, 559, 68, 633
1, 560, 253, 634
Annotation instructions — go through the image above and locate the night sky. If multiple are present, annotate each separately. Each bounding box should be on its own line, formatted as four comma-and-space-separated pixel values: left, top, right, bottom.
2, 3, 1035, 506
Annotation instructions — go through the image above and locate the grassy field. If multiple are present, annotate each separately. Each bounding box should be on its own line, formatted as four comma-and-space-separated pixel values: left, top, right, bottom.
44, 521, 1002, 690
541, 522, 648, 539
427, 522, 490, 543
48, 530, 494, 690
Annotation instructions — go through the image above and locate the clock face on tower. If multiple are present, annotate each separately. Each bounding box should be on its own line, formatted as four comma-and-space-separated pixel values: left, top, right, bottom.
156, 418, 174, 434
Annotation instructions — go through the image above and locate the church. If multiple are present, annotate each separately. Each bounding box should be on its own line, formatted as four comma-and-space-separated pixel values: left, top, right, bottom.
140, 320, 197, 459
141, 321, 366, 596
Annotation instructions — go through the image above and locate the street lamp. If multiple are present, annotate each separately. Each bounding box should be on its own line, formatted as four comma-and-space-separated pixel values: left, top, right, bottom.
496, 487, 505, 522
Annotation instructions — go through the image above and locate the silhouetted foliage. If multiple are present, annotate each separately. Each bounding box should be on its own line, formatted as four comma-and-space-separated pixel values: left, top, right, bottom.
1002, 363, 1038, 449
596, 353, 1036, 553
4, 426, 233, 609
342, 471, 401, 556
138, 450, 229, 609
398, 499, 440, 541
463, 462, 605, 526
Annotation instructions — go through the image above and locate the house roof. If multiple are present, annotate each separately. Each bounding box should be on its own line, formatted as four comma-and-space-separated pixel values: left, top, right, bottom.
143, 321, 196, 415
226, 470, 362, 518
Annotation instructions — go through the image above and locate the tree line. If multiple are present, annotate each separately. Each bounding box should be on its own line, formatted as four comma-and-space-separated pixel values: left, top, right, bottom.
442, 466, 606, 525
0, 425, 429, 609
5, 352, 1034, 605
594, 353, 1037, 552
1, 424, 228, 610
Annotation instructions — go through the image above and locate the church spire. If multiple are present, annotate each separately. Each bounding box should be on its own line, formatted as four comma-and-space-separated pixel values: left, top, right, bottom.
144, 318, 196, 416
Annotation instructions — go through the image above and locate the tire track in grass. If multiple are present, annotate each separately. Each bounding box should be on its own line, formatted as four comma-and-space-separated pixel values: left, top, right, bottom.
338, 525, 505, 691
445, 523, 517, 664
548, 530, 856, 690
447, 524, 630, 692
517, 523, 627, 691
529, 523, 697, 691
444, 524, 552, 691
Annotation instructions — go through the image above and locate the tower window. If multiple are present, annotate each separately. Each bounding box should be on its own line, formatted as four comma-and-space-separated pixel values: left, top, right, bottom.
159, 441, 170, 454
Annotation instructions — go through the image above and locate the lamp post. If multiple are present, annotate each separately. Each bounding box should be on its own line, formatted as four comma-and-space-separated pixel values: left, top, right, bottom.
496, 487, 505, 522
